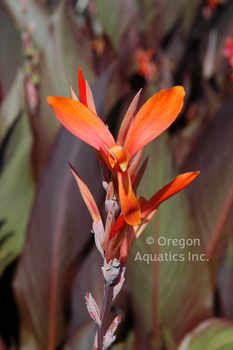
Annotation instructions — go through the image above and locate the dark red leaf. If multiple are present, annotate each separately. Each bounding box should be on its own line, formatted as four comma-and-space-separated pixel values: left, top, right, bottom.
181, 93, 233, 286
13, 128, 103, 350
126, 134, 213, 346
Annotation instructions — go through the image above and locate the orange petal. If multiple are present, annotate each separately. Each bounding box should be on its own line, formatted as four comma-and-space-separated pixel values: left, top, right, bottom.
106, 223, 129, 262
138, 196, 148, 209
105, 214, 127, 262
78, 67, 87, 106
69, 162, 101, 222
119, 208, 157, 263
47, 96, 115, 151
109, 214, 126, 240
124, 86, 185, 161
120, 236, 129, 264
107, 144, 128, 172
120, 226, 137, 264
117, 171, 141, 226
141, 171, 200, 219
135, 207, 157, 240
120, 200, 157, 264
99, 147, 117, 177
117, 90, 141, 146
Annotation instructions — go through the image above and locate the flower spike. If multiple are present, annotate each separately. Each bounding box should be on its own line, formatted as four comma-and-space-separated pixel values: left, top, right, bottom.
48, 67, 201, 350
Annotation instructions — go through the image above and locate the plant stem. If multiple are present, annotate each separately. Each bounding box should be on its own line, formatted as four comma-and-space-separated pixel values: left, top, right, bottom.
98, 283, 113, 350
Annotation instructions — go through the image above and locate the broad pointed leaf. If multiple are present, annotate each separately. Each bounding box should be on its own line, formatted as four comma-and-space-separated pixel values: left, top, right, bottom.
202, 1, 233, 79
0, 113, 34, 276
1, 0, 49, 49
69, 247, 104, 335
0, 68, 25, 145
30, 0, 95, 175
136, 0, 202, 40
181, 92, 233, 286
177, 318, 233, 350
13, 129, 103, 350
63, 323, 96, 350
126, 134, 212, 346
94, 0, 138, 52
112, 332, 135, 350
0, 3, 23, 143
218, 239, 233, 321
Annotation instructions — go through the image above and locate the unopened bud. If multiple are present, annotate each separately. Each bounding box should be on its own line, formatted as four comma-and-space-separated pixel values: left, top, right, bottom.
85, 293, 101, 327
93, 221, 105, 257
103, 315, 121, 350
102, 258, 121, 286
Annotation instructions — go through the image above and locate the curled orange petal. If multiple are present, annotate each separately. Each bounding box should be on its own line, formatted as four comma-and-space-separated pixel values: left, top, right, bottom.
124, 86, 185, 161
117, 171, 141, 226
107, 144, 128, 172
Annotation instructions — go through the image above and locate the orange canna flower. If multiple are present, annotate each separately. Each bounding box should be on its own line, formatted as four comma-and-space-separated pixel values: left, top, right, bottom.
135, 48, 156, 80
47, 68, 185, 226
223, 36, 233, 81
207, 0, 218, 9
223, 36, 233, 66
91, 37, 105, 57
